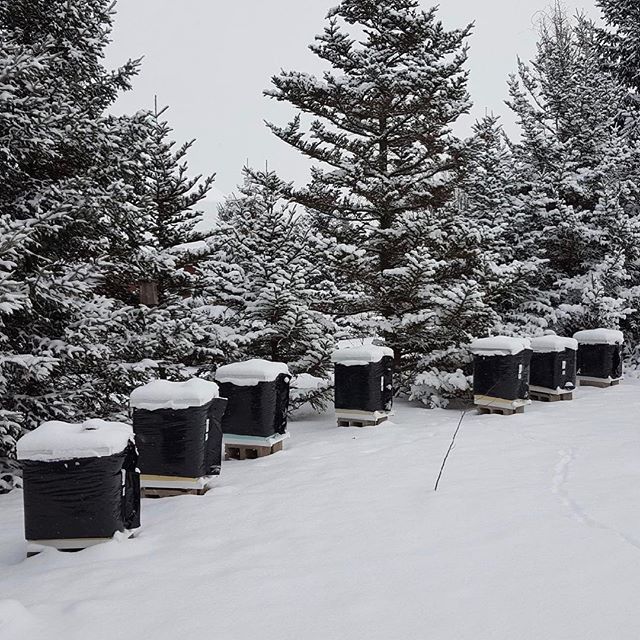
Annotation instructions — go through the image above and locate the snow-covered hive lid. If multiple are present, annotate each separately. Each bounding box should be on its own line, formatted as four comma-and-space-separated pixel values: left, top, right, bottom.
573, 328, 624, 346
214, 359, 290, 386
530, 336, 578, 353
470, 336, 531, 357
331, 345, 394, 366
17, 419, 134, 462
130, 378, 219, 411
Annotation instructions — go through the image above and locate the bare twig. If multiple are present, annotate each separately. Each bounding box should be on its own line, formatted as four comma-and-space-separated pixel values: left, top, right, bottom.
434, 408, 468, 492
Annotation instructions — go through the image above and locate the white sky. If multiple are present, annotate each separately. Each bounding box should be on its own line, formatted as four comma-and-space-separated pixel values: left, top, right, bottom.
106, 0, 600, 199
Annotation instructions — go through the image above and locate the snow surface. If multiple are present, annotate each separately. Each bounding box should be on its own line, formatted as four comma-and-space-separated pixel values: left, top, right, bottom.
215, 359, 290, 386
530, 335, 579, 353
573, 328, 624, 345
16, 419, 133, 462
129, 378, 219, 411
469, 335, 531, 356
4, 384, 640, 638
331, 345, 394, 366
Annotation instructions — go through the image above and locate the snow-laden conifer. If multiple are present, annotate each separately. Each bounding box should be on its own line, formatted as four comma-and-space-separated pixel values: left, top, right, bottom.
266, 0, 495, 401
507, 10, 640, 337
210, 169, 336, 410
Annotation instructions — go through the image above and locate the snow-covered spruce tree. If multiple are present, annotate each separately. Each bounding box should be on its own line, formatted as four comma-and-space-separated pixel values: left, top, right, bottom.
0, 212, 51, 489
596, 0, 640, 95
409, 115, 548, 407
507, 10, 640, 339
0, 33, 59, 466
78, 104, 223, 418
461, 115, 544, 330
210, 168, 337, 411
0, 0, 154, 458
266, 0, 497, 405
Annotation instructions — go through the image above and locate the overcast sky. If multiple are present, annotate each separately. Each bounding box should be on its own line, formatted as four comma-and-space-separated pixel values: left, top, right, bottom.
106, 0, 600, 200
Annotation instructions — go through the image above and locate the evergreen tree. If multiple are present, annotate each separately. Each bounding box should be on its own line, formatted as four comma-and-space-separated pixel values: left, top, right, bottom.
82, 104, 221, 418
0, 1, 217, 457
507, 9, 640, 337
0, 1, 138, 456
210, 168, 336, 410
462, 115, 543, 329
597, 0, 640, 95
266, 0, 494, 396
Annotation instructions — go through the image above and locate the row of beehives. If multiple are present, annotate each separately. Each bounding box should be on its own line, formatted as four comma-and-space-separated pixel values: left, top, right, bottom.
15, 346, 395, 556
470, 329, 624, 415
14, 331, 621, 555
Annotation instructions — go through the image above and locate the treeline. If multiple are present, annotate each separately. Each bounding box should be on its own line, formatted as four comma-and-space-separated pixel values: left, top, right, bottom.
1, 0, 639, 464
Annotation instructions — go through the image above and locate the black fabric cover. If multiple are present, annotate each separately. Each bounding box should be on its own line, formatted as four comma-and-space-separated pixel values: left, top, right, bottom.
530, 348, 577, 392
334, 356, 394, 413
577, 343, 623, 380
133, 397, 227, 478
473, 349, 532, 401
21, 442, 140, 541
219, 374, 290, 437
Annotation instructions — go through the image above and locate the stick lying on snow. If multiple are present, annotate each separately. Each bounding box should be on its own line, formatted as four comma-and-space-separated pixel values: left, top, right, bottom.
434, 409, 468, 492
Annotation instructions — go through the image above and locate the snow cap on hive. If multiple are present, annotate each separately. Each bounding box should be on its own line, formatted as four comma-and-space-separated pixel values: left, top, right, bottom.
331, 344, 394, 366
530, 335, 578, 353
17, 419, 134, 462
130, 378, 219, 411
214, 359, 290, 386
469, 336, 531, 356
573, 328, 624, 346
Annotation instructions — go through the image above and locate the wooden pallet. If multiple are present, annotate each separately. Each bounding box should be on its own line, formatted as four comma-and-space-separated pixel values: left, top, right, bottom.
476, 404, 526, 416
337, 415, 390, 428
27, 531, 136, 556
336, 409, 392, 428
579, 378, 621, 389
225, 439, 284, 460
140, 474, 212, 499
142, 486, 209, 498
530, 390, 573, 402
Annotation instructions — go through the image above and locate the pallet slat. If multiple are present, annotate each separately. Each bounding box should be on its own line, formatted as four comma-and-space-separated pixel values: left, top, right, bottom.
26, 530, 136, 556
142, 486, 209, 498
225, 439, 284, 460
579, 378, 621, 388
335, 410, 392, 428
530, 390, 573, 402
476, 405, 525, 416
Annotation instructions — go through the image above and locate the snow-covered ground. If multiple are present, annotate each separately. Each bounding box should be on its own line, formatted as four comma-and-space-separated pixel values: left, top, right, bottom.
2, 383, 640, 639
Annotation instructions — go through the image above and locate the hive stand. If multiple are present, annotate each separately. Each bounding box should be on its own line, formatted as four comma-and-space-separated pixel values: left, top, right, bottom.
141, 474, 214, 498
476, 405, 525, 416
224, 432, 289, 461
529, 386, 574, 402
26, 531, 137, 557
474, 395, 530, 416
578, 376, 622, 389
335, 409, 392, 428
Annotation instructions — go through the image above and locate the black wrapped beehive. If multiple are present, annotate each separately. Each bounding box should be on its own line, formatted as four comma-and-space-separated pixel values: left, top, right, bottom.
214, 360, 291, 438
573, 329, 624, 387
17, 419, 140, 552
130, 378, 226, 488
331, 345, 394, 424
470, 336, 532, 413
529, 335, 577, 398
